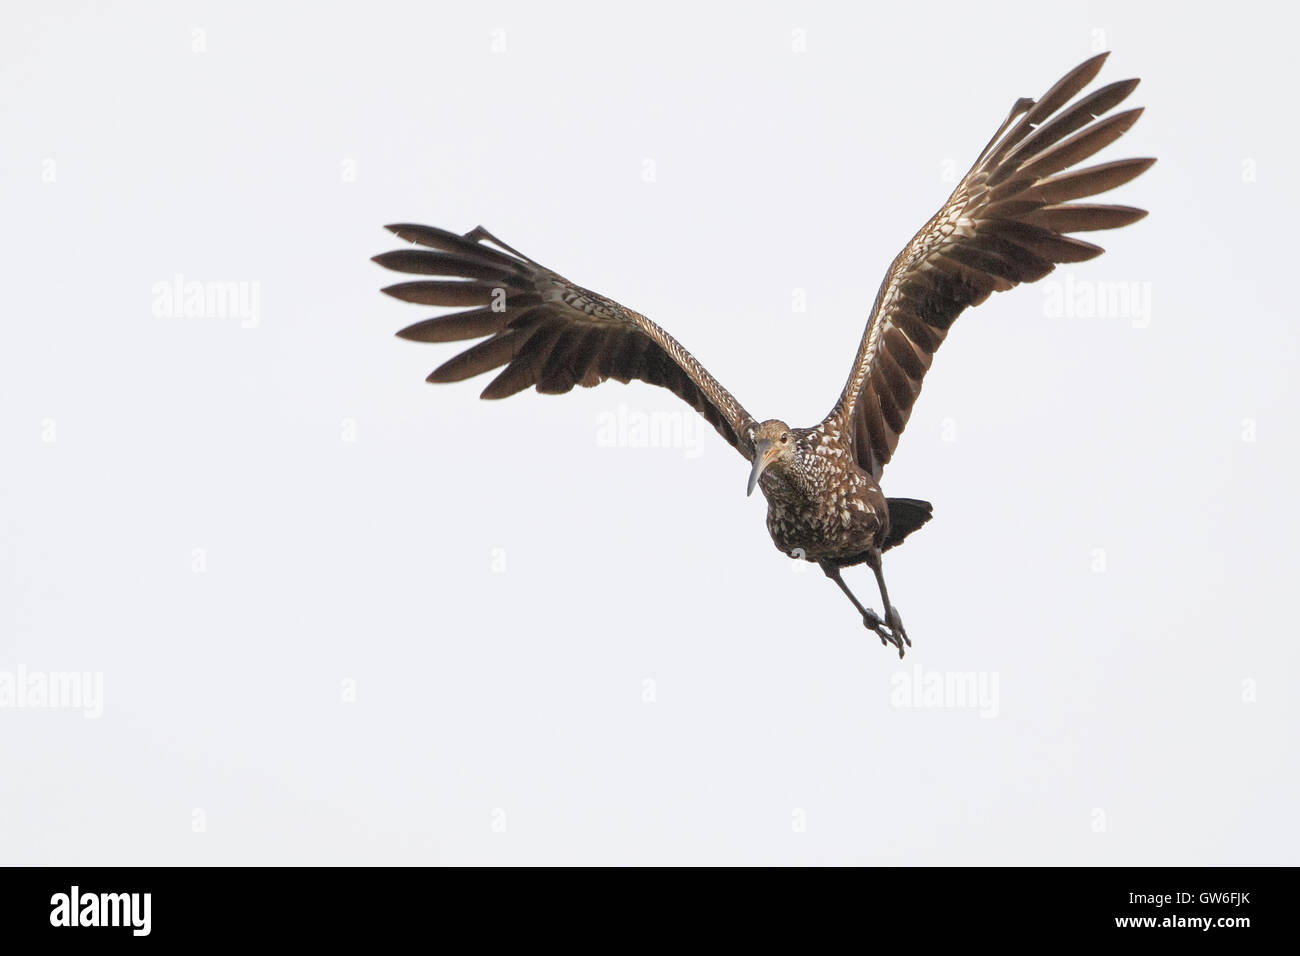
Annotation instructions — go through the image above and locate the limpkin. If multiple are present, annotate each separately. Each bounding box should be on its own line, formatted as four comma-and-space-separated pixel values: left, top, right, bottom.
374, 53, 1152, 657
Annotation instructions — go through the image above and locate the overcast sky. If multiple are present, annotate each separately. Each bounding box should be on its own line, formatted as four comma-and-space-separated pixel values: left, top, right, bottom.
2, 0, 1296, 865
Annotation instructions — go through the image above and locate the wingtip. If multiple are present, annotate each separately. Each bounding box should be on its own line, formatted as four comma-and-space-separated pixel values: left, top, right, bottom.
1105, 106, 1146, 134
1069, 51, 1111, 81
384, 223, 421, 242
372, 250, 413, 271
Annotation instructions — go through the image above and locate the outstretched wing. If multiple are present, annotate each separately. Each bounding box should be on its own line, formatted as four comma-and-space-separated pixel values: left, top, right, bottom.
375, 225, 759, 458
831, 52, 1154, 478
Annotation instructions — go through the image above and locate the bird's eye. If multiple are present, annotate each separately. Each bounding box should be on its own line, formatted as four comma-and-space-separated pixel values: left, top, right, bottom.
780, 433, 789, 443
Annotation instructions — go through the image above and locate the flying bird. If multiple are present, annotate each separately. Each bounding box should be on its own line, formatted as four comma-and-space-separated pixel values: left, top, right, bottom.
374, 53, 1152, 656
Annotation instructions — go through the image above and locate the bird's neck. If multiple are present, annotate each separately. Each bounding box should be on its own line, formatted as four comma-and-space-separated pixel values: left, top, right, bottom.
759, 438, 862, 509
758, 448, 818, 504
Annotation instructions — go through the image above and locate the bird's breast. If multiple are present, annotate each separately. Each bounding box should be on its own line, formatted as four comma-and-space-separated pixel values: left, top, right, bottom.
763, 474, 884, 561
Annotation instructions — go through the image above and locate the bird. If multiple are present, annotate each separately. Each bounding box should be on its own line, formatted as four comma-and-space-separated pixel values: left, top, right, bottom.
373, 53, 1152, 657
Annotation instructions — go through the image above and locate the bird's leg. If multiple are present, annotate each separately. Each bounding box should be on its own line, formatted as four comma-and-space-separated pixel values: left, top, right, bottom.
819, 561, 901, 653
865, 548, 910, 656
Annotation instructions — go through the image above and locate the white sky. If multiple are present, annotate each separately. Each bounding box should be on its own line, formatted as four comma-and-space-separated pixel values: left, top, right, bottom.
2, 0, 1296, 864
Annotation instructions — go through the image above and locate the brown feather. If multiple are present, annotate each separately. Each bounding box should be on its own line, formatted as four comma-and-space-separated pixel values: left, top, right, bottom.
427, 332, 519, 383
1023, 203, 1148, 232
372, 249, 522, 284
831, 54, 1152, 477
991, 80, 1140, 183
384, 223, 528, 274
382, 280, 511, 308
396, 307, 514, 343
378, 225, 758, 455
1027, 157, 1155, 205
1013, 108, 1145, 184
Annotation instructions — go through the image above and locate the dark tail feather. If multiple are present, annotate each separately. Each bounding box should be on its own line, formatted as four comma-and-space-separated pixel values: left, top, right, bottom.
883, 498, 933, 552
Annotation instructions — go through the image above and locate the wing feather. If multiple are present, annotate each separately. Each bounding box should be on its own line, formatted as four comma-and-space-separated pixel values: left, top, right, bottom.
377, 226, 759, 457
831, 53, 1153, 478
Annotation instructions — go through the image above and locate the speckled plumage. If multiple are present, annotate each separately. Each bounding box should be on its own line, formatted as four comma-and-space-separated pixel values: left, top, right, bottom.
375, 53, 1151, 657
757, 423, 886, 564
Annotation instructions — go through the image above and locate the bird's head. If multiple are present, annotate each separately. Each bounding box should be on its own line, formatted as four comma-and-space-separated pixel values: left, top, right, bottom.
747, 419, 798, 496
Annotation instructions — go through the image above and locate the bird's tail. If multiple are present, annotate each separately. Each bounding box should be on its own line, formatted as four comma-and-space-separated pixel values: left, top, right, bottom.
883, 498, 933, 551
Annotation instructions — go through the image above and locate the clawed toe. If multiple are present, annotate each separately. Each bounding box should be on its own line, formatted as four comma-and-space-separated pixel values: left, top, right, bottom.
861, 611, 888, 645
886, 609, 911, 648
861, 610, 906, 656
827, 562, 912, 658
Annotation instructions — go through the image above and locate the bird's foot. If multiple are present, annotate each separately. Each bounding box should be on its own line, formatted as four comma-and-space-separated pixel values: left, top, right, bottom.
861, 609, 906, 657
885, 607, 911, 657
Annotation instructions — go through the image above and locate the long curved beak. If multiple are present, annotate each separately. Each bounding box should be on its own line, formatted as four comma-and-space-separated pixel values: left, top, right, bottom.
746, 439, 776, 497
